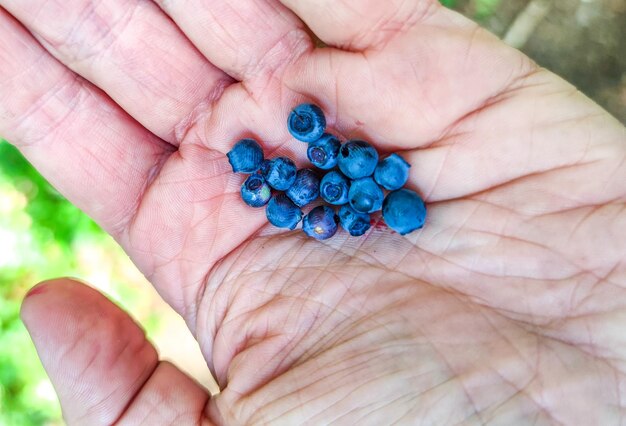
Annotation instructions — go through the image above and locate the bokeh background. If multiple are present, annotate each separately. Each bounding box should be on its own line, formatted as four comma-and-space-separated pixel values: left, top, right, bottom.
1, 0, 624, 424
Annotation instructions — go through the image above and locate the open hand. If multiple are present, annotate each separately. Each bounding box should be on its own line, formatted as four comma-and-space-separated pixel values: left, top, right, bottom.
2, 0, 625, 423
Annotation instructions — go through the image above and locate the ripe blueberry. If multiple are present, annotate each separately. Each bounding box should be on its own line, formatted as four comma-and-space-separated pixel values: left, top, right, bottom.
227, 139, 264, 173
374, 153, 411, 191
382, 189, 427, 235
303, 206, 339, 240
349, 177, 384, 214
240, 175, 271, 208
337, 140, 379, 179
307, 134, 341, 170
288, 104, 326, 143
338, 205, 371, 237
266, 194, 303, 230
286, 169, 320, 207
320, 171, 350, 205
260, 157, 297, 191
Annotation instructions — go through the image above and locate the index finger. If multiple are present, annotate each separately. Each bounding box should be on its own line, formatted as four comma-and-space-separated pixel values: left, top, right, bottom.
0, 0, 232, 145
0, 8, 170, 236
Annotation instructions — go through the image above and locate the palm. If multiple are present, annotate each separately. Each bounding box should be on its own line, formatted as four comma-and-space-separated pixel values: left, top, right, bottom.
2, 0, 625, 424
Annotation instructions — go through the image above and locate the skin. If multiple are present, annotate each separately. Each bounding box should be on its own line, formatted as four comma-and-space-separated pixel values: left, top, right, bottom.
1, 0, 625, 424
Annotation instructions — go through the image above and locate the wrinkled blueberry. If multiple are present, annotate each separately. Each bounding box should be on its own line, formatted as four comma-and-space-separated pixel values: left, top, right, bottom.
240, 175, 271, 208
338, 205, 371, 237
227, 139, 264, 173
349, 177, 384, 214
288, 104, 327, 143
260, 157, 297, 191
374, 153, 411, 191
338, 140, 379, 179
303, 206, 339, 240
382, 189, 427, 235
320, 171, 350, 205
286, 169, 320, 207
307, 134, 341, 170
266, 194, 303, 230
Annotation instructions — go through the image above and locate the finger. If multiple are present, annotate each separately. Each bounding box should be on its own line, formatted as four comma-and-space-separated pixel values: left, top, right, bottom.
153, 0, 311, 81
404, 71, 626, 204
0, 9, 171, 235
278, 0, 440, 50
284, 8, 534, 149
0, 0, 231, 145
21, 279, 214, 425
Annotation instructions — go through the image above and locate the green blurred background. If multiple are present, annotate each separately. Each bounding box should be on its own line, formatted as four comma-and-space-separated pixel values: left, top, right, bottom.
1, 0, 624, 424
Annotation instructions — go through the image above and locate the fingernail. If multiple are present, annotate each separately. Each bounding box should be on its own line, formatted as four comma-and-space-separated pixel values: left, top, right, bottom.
25, 285, 47, 298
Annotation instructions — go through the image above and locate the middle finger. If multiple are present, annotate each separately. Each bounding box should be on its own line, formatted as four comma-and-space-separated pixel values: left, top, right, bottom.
153, 0, 312, 82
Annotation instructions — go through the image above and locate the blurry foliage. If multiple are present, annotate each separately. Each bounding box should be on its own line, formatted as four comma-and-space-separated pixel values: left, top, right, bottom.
441, 0, 503, 20
0, 140, 160, 425
0, 141, 101, 251
0, 140, 73, 425
473, 0, 502, 20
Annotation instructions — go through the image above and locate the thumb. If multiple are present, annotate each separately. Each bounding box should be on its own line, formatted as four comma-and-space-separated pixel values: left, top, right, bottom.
21, 278, 215, 425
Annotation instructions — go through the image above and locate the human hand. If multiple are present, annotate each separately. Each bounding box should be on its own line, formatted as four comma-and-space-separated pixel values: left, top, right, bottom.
2, 0, 626, 423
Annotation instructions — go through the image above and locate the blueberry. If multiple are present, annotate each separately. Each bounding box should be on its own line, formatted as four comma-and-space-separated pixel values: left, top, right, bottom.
266, 194, 303, 230
320, 171, 350, 205
303, 206, 339, 240
227, 139, 264, 173
382, 189, 427, 235
288, 104, 326, 143
374, 154, 411, 191
348, 177, 384, 214
338, 205, 371, 237
240, 175, 271, 208
307, 134, 341, 170
260, 157, 297, 191
337, 140, 379, 179
286, 169, 320, 207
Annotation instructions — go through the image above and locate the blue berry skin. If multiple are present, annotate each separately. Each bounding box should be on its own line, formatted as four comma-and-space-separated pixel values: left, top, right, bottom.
320, 171, 350, 205
303, 206, 339, 240
348, 177, 384, 214
337, 140, 379, 179
266, 194, 303, 230
382, 189, 427, 235
307, 134, 341, 170
288, 104, 327, 143
260, 157, 297, 191
286, 169, 320, 207
338, 205, 371, 237
374, 154, 411, 191
240, 175, 272, 208
227, 139, 264, 173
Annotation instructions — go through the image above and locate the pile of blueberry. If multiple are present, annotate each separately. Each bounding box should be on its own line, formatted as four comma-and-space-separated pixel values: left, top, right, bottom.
227, 104, 427, 240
